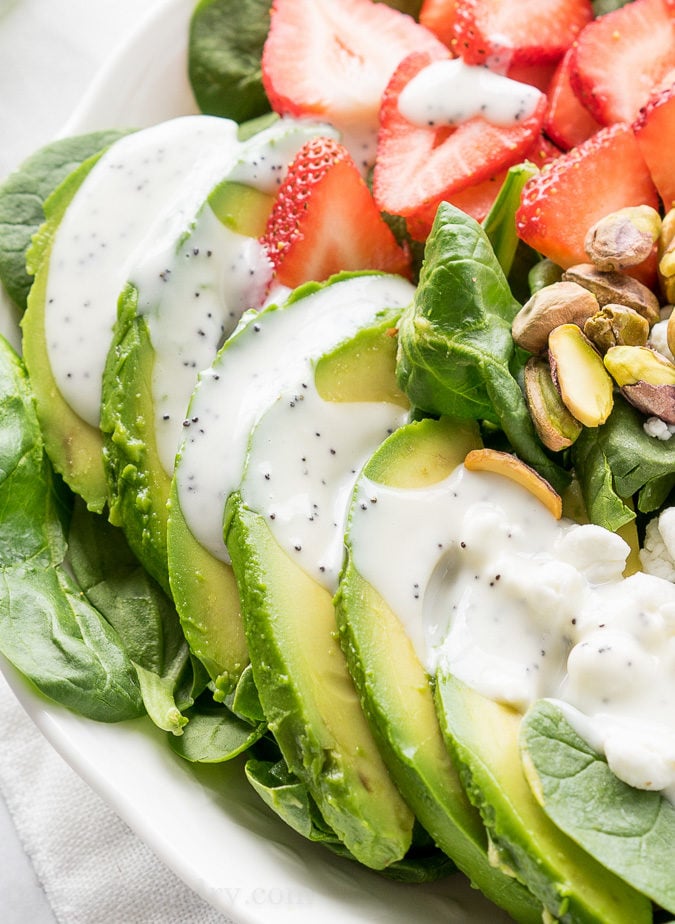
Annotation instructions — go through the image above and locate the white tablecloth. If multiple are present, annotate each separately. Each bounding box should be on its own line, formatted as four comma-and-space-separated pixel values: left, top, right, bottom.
0, 2, 231, 921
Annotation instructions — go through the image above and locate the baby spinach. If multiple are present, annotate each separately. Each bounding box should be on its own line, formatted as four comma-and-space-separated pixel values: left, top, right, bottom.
169, 700, 265, 762
396, 202, 568, 492
572, 397, 675, 532
0, 336, 142, 721
0, 130, 127, 312
521, 699, 675, 914
188, 0, 272, 123
65, 498, 207, 734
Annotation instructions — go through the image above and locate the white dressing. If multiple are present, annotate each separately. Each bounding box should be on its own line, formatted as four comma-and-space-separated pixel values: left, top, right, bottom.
174, 274, 415, 562
45, 115, 239, 427
397, 57, 543, 129
348, 463, 675, 800
241, 386, 407, 592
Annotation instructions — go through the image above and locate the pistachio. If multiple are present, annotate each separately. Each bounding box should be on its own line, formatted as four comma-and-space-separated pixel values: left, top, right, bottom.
668, 310, 675, 358
584, 205, 661, 272
583, 304, 650, 353
603, 344, 675, 387
622, 382, 675, 424
548, 323, 614, 427
528, 258, 563, 295
562, 263, 661, 326
603, 345, 675, 424
463, 447, 562, 519
523, 356, 583, 452
511, 281, 599, 353
658, 208, 675, 303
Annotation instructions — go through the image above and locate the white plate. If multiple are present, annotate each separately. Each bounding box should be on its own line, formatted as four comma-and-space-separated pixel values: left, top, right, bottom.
0, 2, 507, 921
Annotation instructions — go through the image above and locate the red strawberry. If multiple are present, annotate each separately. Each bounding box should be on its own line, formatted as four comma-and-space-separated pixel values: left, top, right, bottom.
261, 0, 446, 170
452, 0, 593, 68
543, 48, 601, 151
571, 0, 675, 126
516, 123, 660, 270
260, 136, 411, 289
633, 84, 675, 209
373, 50, 547, 221
506, 61, 557, 94
406, 135, 560, 241
419, 0, 460, 49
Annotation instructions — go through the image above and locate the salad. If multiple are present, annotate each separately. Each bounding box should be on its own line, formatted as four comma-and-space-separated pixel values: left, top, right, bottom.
2, 0, 675, 920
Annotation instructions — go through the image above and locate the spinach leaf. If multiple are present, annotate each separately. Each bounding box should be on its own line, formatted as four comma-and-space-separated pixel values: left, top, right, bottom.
66, 499, 207, 734
0, 131, 127, 312
521, 699, 675, 914
572, 397, 675, 531
169, 700, 265, 762
482, 162, 538, 279
188, 0, 273, 122
396, 202, 568, 491
0, 337, 142, 721
592, 0, 632, 15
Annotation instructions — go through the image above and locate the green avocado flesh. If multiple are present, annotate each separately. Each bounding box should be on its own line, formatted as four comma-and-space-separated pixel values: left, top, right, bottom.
22, 155, 108, 513
101, 184, 273, 596
435, 674, 652, 924
335, 417, 542, 923
225, 494, 414, 870
167, 479, 247, 698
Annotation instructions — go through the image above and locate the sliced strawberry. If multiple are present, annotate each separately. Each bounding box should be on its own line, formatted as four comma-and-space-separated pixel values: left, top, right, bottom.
419, 0, 460, 49
373, 51, 547, 221
452, 0, 593, 68
515, 123, 660, 270
261, 0, 446, 170
506, 61, 557, 94
634, 83, 675, 209
260, 136, 411, 289
406, 135, 560, 241
543, 48, 601, 151
571, 0, 675, 126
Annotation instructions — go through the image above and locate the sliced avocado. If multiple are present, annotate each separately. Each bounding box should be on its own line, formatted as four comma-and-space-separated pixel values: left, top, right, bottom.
435, 673, 653, 924
225, 493, 414, 870
168, 272, 415, 696
167, 478, 247, 698
22, 154, 109, 512
335, 417, 543, 923
100, 184, 273, 594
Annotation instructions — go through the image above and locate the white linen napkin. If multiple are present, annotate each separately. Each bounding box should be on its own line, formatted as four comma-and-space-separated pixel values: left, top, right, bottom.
0, 674, 232, 924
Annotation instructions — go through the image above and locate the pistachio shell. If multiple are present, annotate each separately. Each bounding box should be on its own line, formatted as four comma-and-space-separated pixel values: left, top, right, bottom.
512, 281, 599, 353
584, 205, 661, 272
523, 356, 583, 452
548, 324, 614, 427
562, 263, 661, 326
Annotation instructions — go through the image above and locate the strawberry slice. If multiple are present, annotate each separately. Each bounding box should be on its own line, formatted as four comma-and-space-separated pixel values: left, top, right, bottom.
452, 0, 593, 68
515, 123, 660, 270
406, 135, 560, 241
373, 50, 547, 221
634, 84, 675, 210
543, 48, 601, 151
261, 0, 446, 170
571, 0, 675, 126
260, 136, 411, 289
419, 0, 460, 48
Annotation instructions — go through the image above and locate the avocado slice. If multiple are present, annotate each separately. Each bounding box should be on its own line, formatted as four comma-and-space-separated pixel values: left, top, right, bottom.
435, 674, 653, 923
100, 186, 273, 593
207, 277, 418, 869
22, 154, 109, 512
169, 273, 415, 694
335, 417, 543, 923
102, 118, 336, 594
